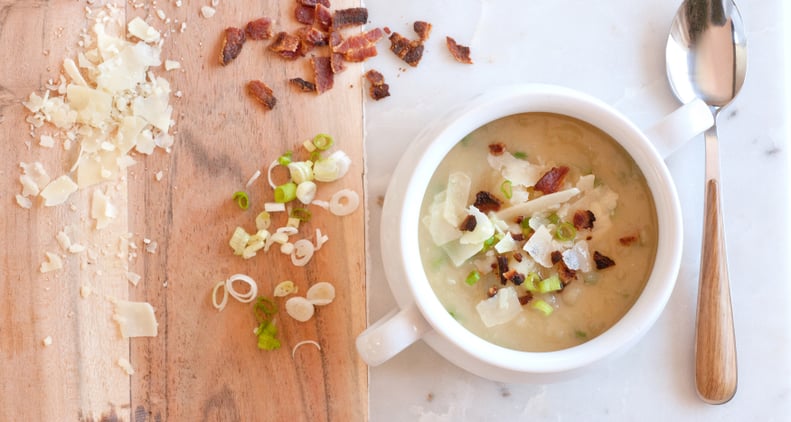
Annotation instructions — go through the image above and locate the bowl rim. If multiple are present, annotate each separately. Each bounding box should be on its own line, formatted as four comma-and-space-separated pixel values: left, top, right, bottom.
387, 84, 683, 374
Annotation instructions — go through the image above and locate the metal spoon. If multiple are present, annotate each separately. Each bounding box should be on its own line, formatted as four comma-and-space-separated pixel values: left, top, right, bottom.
665, 0, 746, 404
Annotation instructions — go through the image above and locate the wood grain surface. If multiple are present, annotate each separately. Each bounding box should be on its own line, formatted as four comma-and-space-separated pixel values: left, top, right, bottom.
0, 1, 367, 421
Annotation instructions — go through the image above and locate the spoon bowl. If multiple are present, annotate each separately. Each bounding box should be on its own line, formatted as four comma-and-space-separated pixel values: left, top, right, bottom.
665, 0, 746, 405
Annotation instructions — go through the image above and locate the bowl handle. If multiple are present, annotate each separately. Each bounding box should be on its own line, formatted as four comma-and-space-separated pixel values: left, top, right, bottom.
645, 97, 714, 158
355, 303, 431, 366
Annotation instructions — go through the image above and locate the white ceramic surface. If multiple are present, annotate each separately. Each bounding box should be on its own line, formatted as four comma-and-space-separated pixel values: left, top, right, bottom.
363, 0, 790, 420
358, 84, 687, 382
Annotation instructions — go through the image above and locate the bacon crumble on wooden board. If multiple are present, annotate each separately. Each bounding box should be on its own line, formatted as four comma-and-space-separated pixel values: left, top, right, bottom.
534, 166, 570, 194
220, 27, 246, 65
295, 5, 315, 25
247, 80, 277, 110
332, 7, 368, 29
289, 77, 317, 92
446, 36, 473, 64
245, 17, 273, 40
315, 4, 333, 30
269, 31, 302, 60
311, 56, 334, 93
364, 69, 390, 100
333, 27, 385, 62
298, 0, 330, 6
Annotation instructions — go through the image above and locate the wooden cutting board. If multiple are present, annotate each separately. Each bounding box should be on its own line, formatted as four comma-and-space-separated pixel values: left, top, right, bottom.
0, 1, 366, 420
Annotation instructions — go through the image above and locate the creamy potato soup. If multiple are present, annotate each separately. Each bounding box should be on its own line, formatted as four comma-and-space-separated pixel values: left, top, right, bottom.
419, 112, 658, 352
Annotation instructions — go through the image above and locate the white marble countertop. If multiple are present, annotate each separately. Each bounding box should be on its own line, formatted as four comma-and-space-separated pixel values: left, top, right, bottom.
362, 0, 791, 420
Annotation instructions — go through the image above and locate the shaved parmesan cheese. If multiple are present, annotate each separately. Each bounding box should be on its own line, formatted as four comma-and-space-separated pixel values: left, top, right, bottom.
127, 17, 160, 43
126, 271, 141, 286
523, 225, 556, 268
40, 174, 78, 206
496, 188, 581, 221
443, 172, 471, 226
423, 191, 461, 246
494, 232, 518, 254
459, 206, 494, 245
15, 194, 32, 209
164, 59, 181, 71
112, 299, 158, 338
91, 189, 118, 230
441, 240, 482, 267
306, 282, 335, 306
200, 6, 216, 18
475, 286, 522, 328
80, 284, 92, 298
56, 230, 72, 250
40, 252, 63, 273
42, 336, 53, 347
117, 357, 135, 375
285, 297, 315, 322
39, 134, 55, 148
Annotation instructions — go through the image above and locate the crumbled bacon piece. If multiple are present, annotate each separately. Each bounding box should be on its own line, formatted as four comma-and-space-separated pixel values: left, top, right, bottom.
298, 0, 330, 6
619, 235, 639, 246
508, 271, 526, 286
298, 27, 329, 46
459, 214, 477, 232
487, 286, 499, 298
247, 80, 276, 110
551, 251, 562, 265
269, 31, 302, 60
593, 251, 616, 270
534, 166, 570, 194
333, 28, 384, 62
488, 143, 506, 156
245, 18, 273, 40
332, 7, 368, 28
513, 252, 524, 262
512, 232, 525, 242
496, 255, 509, 285
573, 209, 596, 230
388, 32, 425, 67
413, 21, 432, 42
557, 261, 577, 285
311, 56, 334, 93
473, 191, 502, 213
295, 5, 315, 25
219, 27, 246, 65
315, 4, 333, 30
365, 69, 390, 101
289, 77, 316, 92
446, 36, 473, 64
518, 292, 534, 306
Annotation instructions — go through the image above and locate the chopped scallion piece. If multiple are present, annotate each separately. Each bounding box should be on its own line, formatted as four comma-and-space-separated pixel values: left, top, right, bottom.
255, 211, 271, 230
523, 272, 540, 292
537, 275, 563, 293
312, 133, 335, 151
254, 296, 278, 322
575, 330, 588, 339
500, 180, 513, 200
290, 208, 312, 222
512, 151, 527, 160
554, 222, 577, 241
232, 191, 249, 210
310, 150, 322, 162
531, 299, 554, 316
274, 182, 297, 203
548, 213, 560, 224
278, 151, 293, 166
465, 270, 481, 286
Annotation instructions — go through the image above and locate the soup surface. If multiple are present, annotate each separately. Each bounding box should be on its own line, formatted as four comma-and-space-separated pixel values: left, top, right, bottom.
418, 112, 658, 352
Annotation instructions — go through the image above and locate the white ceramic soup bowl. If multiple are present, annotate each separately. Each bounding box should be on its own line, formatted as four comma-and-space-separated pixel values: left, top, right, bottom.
357, 84, 711, 383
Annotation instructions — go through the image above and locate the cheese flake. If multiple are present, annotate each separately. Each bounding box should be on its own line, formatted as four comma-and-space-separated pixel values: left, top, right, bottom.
112, 299, 158, 338
40, 252, 64, 273
40, 175, 78, 206
127, 17, 160, 43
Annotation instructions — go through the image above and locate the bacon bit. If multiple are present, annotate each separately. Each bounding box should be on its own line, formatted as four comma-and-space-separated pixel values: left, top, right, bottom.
332, 7, 368, 28
459, 214, 477, 232
573, 209, 596, 230
518, 292, 534, 306
619, 235, 639, 246
534, 166, 570, 194
473, 191, 502, 213
593, 251, 616, 270
269, 31, 302, 60
389, 32, 425, 67
245, 18, 273, 40
383, 26, 391, 35
298, 0, 330, 6
487, 286, 499, 298
219, 27, 246, 65
488, 142, 506, 156
550, 251, 562, 265
315, 4, 333, 30
413, 21, 432, 42
497, 255, 509, 285
298, 27, 329, 46
557, 261, 577, 285
509, 271, 526, 286
295, 5, 315, 25
446, 36, 473, 64
333, 28, 384, 62
365, 69, 390, 101
512, 252, 524, 262
289, 77, 316, 93
311, 56, 334, 93
247, 80, 276, 110
511, 232, 525, 242
330, 52, 346, 74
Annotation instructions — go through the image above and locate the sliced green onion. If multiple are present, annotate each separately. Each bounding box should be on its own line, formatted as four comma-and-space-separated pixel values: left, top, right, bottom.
500, 180, 513, 200
512, 151, 527, 160
574, 330, 588, 339
274, 182, 297, 203
229, 226, 250, 256
290, 208, 312, 222
255, 211, 271, 230
278, 151, 293, 166
482, 234, 500, 251
531, 299, 554, 316
310, 150, 323, 162
520, 218, 531, 229
465, 270, 481, 286
548, 213, 560, 224
537, 275, 563, 293
232, 191, 249, 210
554, 222, 577, 241
287, 161, 313, 184
448, 310, 458, 320
254, 296, 278, 322
312, 133, 335, 150
523, 272, 540, 292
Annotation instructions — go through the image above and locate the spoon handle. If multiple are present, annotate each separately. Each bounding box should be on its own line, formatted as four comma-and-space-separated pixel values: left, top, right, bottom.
695, 126, 737, 404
